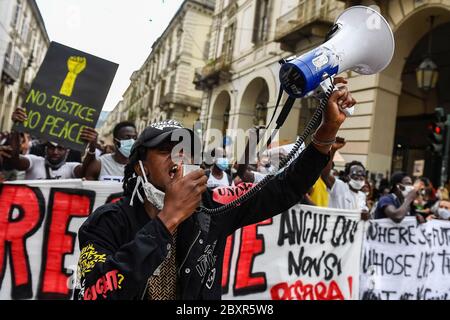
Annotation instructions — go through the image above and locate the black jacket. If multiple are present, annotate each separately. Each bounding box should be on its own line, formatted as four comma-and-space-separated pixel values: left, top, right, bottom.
74, 145, 329, 300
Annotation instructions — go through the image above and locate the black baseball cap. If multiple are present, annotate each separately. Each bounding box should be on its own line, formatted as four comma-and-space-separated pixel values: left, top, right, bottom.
130, 120, 197, 156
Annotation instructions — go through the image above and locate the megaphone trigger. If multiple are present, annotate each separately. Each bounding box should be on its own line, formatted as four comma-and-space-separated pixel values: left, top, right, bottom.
341, 106, 355, 117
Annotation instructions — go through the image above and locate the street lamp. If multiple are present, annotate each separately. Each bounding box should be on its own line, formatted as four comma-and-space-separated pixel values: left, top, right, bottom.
416, 16, 439, 91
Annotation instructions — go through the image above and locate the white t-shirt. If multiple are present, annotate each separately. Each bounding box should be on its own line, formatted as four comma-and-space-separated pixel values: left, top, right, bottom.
328, 178, 367, 211
98, 154, 125, 182
24, 154, 79, 180
207, 171, 233, 188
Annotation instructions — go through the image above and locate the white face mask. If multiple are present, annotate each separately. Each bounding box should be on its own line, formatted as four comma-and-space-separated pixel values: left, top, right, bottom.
400, 185, 415, 197
438, 208, 450, 220
349, 179, 365, 191
129, 161, 165, 210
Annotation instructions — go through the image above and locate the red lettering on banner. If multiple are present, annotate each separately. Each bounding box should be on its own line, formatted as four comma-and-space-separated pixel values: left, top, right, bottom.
83, 269, 123, 300
38, 189, 94, 299
0, 185, 44, 299
270, 278, 349, 300
212, 183, 254, 205
221, 234, 234, 294
233, 219, 272, 295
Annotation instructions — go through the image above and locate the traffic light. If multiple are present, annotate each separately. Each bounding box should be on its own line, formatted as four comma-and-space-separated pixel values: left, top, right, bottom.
427, 107, 446, 155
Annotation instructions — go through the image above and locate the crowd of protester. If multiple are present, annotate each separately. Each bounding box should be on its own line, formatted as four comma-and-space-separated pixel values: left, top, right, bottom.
1, 107, 449, 223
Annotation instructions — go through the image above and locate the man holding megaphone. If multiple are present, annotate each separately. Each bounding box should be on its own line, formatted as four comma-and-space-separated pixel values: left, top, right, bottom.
74, 77, 356, 300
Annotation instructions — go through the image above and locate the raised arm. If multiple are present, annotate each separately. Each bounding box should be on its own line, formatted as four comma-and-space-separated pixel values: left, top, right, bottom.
3, 108, 31, 171
73, 127, 101, 179
384, 187, 419, 223
321, 137, 346, 189
223, 80, 357, 232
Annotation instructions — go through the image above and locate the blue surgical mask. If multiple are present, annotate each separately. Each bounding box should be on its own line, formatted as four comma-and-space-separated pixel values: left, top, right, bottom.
118, 139, 135, 158
216, 157, 229, 171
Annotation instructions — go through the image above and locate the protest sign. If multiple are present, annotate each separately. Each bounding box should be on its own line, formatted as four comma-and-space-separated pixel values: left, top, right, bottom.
1, 181, 450, 300
360, 217, 450, 300
0, 180, 122, 300
220, 205, 363, 300
13, 42, 118, 151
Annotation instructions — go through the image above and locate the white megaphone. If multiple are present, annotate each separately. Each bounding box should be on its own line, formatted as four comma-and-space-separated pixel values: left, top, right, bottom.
279, 6, 395, 104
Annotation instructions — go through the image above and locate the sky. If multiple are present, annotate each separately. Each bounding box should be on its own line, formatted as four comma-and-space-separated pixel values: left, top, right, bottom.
35, 0, 184, 112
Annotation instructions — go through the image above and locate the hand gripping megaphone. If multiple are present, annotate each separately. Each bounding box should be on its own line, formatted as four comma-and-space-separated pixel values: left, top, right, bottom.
279, 6, 395, 103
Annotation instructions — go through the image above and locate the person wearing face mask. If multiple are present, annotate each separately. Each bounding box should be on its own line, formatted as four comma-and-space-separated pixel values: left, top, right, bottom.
321, 137, 368, 212
74, 79, 357, 300
5, 108, 98, 180
205, 147, 233, 188
374, 172, 421, 222
84, 121, 137, 182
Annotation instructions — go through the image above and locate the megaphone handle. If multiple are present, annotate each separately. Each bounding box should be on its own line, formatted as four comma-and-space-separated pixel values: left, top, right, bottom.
320, 77, 354, 117
341, 106, 354, 117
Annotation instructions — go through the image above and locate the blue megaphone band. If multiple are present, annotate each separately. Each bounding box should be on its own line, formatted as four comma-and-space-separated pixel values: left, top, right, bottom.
279, 47, 340, 98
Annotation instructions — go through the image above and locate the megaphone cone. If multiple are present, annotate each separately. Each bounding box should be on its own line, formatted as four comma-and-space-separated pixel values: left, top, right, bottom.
279, 6, 395, 98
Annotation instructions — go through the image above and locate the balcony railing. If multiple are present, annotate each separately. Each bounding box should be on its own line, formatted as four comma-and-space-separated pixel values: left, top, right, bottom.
1, 59, 20, 85
193, 55, 232, 90
275, 0, 340, 49
160, 92, 202, 109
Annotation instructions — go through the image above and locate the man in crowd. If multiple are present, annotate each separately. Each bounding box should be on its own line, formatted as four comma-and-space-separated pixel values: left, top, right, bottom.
3, 107, 98, 180
206, 147, 233, 188
83, 121, 137, 182
374, 171, 423, 223
74, 78, 357, 300
321, 137, 368, 212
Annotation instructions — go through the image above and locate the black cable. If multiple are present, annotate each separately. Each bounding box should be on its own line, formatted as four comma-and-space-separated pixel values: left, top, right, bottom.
200, 80, 336, 216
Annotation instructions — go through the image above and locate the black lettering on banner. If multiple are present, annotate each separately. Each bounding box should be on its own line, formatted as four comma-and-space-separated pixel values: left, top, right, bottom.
362, 248, 415, 277
438, 249, 450, 275
288, 246, 342, 280
331, 215, 358, 247
277, 209, 330, 246
362, 289, 397, 300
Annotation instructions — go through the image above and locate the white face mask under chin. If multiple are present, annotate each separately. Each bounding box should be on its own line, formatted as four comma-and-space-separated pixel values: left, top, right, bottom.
129, 161, 165, 210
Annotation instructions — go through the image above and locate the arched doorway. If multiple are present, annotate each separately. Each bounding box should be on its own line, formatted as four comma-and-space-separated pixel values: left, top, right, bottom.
361, 2, 450, 179
209, 90, 231, 136
392, 21, 450, 184
237, 78, 269, 131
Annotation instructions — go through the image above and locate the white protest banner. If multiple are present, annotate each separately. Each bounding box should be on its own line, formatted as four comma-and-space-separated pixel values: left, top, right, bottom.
360, 217, 450, 300
221, 204, 364, 300
0, 180, 122, 300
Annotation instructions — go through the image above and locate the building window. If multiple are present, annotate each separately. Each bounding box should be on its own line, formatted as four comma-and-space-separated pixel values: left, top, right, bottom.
159, 80, 166, 103
12, 3, 21, 28
167, 46, 172, 67
5, 43, 13, 62
221, 23, 235, 62
13, 52, 23, 72
20, 15, 29, 42
253, 0, 271, 44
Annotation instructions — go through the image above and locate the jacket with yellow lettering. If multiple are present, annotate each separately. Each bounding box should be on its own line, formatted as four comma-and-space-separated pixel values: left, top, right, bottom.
73, 145, 329, 300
